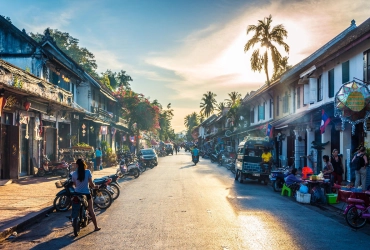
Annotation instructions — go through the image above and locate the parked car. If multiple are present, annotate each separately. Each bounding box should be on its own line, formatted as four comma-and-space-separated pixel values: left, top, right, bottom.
165, 143, 174, 155
139, 148, 158, 168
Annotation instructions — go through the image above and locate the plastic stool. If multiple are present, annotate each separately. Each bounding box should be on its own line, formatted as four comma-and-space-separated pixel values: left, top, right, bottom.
281, 183, 292, 197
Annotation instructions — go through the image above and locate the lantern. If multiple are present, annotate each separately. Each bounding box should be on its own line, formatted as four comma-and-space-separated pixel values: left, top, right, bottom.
23, 101, 31, 111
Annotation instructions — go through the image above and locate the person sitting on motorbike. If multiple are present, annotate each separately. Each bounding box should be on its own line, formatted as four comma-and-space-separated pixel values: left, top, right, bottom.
192, 146, 199, 162
260, 147, 272, 172
72, 159, 101, 232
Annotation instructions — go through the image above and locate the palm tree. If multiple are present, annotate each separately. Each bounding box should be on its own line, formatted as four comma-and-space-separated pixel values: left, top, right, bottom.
215, 102, 226, 115
244, 15, 289, 85
225, 92, 242, 107
200, 91, 217, 117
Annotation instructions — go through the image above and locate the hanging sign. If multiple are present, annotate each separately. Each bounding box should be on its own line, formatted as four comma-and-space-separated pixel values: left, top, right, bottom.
100, 126, 107, 135
334, 80, 370, 134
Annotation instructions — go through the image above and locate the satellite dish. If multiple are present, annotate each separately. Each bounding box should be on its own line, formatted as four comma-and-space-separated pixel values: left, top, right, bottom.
225, 130, 232, 137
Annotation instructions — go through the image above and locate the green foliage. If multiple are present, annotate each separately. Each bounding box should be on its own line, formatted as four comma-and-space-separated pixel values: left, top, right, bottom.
30, 28, 98, 78
76, 142, 90, 147
244, 15, 289, 85
101, 70, 132, 90
102, 147, 117, 167
200, 91, 217, 117
0, 16, 11, 23
101, 140, 108, 150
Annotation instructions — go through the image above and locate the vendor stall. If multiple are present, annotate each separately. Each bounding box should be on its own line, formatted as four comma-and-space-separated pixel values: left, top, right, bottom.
59, 146, 95, 173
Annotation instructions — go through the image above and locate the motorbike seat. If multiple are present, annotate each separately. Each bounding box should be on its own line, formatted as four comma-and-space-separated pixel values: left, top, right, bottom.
93, 179, 107, 185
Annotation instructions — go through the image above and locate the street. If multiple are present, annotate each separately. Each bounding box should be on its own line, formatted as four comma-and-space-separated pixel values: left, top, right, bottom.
1, 151, 369, 250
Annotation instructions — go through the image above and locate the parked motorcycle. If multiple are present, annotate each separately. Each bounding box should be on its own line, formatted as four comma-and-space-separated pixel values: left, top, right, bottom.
91, 185, 113, 209
37, 155, 69, 177
54, 175, 74, 212
269, 167, 290, 192
93, 175, 121, 200
225, 157, 236, 173
93, 177, 115, 205
116, 158, 140, 179
71, 193, 90, 236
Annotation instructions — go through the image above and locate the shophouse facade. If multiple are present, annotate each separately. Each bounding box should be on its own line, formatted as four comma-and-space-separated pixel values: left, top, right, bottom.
239, 18, 370, 180
0, 17, 128, 179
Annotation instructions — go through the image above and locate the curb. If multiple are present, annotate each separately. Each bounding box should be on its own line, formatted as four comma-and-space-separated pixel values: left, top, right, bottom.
0, 206, 54, 242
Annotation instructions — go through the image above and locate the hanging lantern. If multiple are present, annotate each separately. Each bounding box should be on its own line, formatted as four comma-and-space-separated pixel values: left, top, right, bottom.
23, 101, 31, 111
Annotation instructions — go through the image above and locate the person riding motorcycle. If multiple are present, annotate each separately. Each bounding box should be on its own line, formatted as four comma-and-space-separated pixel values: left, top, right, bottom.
192, 146, 199, 162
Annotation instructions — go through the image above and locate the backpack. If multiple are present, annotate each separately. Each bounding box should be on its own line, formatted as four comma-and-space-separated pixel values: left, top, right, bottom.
353, 153, 365, 171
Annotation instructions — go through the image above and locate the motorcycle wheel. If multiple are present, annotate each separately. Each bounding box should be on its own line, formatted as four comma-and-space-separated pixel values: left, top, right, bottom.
82, 214, 89, 228
109, 183, 120, 200
94, 189, 113, 209
60, 169, 68, 178
235, 170, 239, 180
132, 168, 140, 178
116, 169, 124, 178
140, 165, 147, 172
345, 206, 367, 229
72, 217, 80, 236
53, 195, 71, 212
273, 179, 284, 192
38, 168, 45, 177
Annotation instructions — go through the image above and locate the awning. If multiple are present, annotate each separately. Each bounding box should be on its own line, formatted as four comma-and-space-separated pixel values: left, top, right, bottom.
83, 115, 110, 125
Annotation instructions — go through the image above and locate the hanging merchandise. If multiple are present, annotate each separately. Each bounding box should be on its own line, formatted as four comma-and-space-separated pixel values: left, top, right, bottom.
23, 101, 31, 111
20, 114, 30, 139
100, 126, 107, 135
334, 80, 370, 134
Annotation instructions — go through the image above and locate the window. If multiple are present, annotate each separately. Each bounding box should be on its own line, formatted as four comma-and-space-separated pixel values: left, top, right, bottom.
297, 86, 301, 109
328, 69, 334, 98
342, 60, 349, 83
258, 103, 265, 121
317, 75, 323, 101
269, 99, 273, 118
283, 92, 289, 113
364, 50, 370, 83
250, 109, 255, 123
276, 95, 280, 116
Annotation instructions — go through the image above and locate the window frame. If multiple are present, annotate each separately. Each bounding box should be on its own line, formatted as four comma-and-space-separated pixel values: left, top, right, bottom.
328, 69, 334, 98
317, 75, 323, 102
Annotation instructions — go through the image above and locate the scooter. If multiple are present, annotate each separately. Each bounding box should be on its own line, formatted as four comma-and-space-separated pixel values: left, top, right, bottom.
269, 166, 290, 192
192, 155, 199, 165
116, 158, 140, 179
37, 155, 69, 178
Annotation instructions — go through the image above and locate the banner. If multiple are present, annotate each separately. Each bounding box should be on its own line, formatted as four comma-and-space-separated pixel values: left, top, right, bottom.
266, 124, 273, 137
320, 109, 331, 134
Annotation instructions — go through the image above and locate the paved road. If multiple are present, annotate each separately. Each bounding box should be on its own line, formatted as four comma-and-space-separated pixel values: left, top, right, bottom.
1, 151, 369, 250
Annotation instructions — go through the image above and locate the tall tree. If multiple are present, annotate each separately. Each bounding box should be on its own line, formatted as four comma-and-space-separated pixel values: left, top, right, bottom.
225, 92, 242, 107
30, 28, 99, 78
215, 102, 226, 115
244, 15, 289, 85
200, 91, 217, 117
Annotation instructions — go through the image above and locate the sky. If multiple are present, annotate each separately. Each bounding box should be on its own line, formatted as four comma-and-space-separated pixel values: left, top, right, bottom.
1, 0, 370, 132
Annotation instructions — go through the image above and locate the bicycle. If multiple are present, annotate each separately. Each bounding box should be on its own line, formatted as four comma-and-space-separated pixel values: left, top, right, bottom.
344, 191, 370, 229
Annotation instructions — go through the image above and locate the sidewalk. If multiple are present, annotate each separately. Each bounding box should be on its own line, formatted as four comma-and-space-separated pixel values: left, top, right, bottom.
0, 166, 118, 241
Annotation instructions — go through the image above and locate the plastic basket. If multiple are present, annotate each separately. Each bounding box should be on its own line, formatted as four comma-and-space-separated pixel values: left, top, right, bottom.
326, 194, 338, 204
296, 191, 311, 204
55, 181, 64, 188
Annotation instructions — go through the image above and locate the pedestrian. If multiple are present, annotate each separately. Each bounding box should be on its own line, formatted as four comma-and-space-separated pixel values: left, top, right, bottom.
95, 147, 102, 170
322, 155, 334, 179
174, 143, 178, 155
330, 149, 343, 185
351, 146, 368, 188
285, 168, 302, 195
71, 159, 101, 232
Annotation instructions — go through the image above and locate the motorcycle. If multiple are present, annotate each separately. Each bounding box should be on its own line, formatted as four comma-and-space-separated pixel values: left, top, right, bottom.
116, 158, 140, 179
192, 155, 199, 165
37, 155, 69, 178
269, 167, 290, 192
54, 173, 74, 212
210, 151, 221, 163
93, 176, 120, 201
225, 157, 236, 173
71, 193, 90, 236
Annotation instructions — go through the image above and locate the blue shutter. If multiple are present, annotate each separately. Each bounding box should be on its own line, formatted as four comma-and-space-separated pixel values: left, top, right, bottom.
342, 61, 349, 83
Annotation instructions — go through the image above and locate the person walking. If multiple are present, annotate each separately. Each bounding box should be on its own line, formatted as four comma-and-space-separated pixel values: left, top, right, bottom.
351, 146, 368, 188
95, 147, 102, 170
72, 159, 101, 232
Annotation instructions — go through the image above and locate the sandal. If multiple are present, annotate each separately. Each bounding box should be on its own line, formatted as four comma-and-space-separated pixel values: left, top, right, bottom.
94, 227, 101, 232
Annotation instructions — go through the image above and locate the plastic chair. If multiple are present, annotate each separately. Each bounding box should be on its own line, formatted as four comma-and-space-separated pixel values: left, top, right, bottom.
281, 183, 292, 197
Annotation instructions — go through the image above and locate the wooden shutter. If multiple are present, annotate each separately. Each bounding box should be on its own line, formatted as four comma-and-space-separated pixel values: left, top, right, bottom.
7, 125, 19, 179
304, 84, 310, 105
342, 61, 349, 83
328, 69, 334, 98
309, 78, 316, 104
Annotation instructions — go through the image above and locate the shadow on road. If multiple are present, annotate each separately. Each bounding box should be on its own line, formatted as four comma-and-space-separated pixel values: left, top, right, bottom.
180, 164, 194, 169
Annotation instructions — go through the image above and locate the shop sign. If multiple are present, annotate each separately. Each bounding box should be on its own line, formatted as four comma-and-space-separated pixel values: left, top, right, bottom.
334, 80, 370, 134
